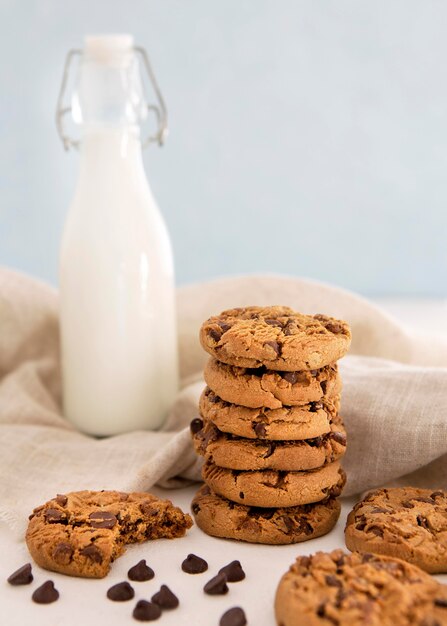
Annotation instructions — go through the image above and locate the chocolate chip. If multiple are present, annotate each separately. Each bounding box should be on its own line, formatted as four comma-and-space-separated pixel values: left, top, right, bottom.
253, 422, 266, 437
219, 560, 245, 582
55, 494, 68, 506
107, 581, 135, 601
431, 491, 444, 499
355, 521, 366, 531
401, 500, 415, 509
248, 506, 275, 519
264, 340, 280, 356
53, 542, 73, 564
204, 572, 229, 595
32, 581, 59, 604
192, 503, 201, 515
239, 491, 245, 500
307, 436, 324, 447
414, 496, 435, 504
7, 563, 33, 585
140, 502, 159, 516
370, 507, 388, 514
309, 402, 323, 412
128, 559, 155, 582
368, 526, 384, 537
220, 607, 247, 626
281, 371, 298, 384
362, 553, 374, 563
325, 575, 342, 587
133, 600, 162, 621
218, 321, 231, 332
331, 432, 347, 446
89, 510, 117, 529
80, 544, 103, 563
181, 554, 208, 574
434, 598, 447, 608
317, 603, 326, 617
417, 515, 430, 530
151, 585, 179, 609
263, 442, 275, 458
190, 418, 204, 435
265, 318, 282, 327
320, 380, 327, 394
44, 508, 66, 524
208, 328, 222, 342
326, 322, 343, 334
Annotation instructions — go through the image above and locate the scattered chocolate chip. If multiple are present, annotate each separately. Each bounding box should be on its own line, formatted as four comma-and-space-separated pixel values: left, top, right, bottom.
133, 600, 162, 621
44, 508, 66, 524
355, 521, 366, 531
192, 502, 201, 515
107, 581, 135, 602
151, 585, 179, 609
325, 575, 342, 588
239, 491, 245, 500
218, 321, 231, 332
32, 581, 59, 604
80, 544, 103, 563
219, 560, 245, 582
431, 491, 444, 499
55, 494, 68, 506
281, 371, 298, 384
317, 602, 326, 617
401, 500, 415, 509
128, 559, 154, 582
417, 515, 430, 530
326, 322, 343, 334
248, 506, 275, 519
362, 553, 375, 563
7, 563, 33, 585
435, 598, 447, 608
190, 418, 204, 435
307, 436, 324, 447
320, 380, 327, 394
370, 507, 388, 514
253, 422, 266, 437
220, 607, 247, 626
208, 328, 222, 342
204, 572, 229, 595
368, 525, 384, 537
53, 542, 73, 564
263, 442, 275, 458
414, 496, 435, 503
309, 402, 323, 412
89, 510, 117, 529
331, 432, 347, 446
139, 502, 159, 516
181, 554, 208, 574
264, 340, 280, 356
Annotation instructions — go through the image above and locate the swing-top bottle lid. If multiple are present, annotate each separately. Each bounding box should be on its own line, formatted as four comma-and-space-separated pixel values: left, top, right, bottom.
84, 34, 134, 64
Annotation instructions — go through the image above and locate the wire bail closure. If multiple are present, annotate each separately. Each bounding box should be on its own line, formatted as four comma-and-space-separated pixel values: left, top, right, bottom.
55, 46, 168, 151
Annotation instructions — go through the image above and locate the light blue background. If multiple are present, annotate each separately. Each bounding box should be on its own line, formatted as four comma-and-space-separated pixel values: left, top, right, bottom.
1, 0, 446, 295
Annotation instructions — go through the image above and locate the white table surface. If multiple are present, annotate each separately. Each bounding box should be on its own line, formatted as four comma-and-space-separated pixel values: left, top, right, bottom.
1, 299, 447, 626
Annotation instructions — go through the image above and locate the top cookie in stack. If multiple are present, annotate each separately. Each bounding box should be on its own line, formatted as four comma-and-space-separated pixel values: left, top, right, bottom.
191, 306, 351, 545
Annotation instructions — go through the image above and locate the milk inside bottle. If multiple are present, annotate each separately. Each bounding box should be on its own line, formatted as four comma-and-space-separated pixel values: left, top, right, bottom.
58, 35, 178, 435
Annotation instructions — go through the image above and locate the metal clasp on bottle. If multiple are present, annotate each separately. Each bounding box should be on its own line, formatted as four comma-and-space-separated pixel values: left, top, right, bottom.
55, 46, 168, 151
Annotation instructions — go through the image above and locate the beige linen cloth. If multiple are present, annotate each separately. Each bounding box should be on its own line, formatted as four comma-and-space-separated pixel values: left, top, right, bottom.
1, 267, 447, 539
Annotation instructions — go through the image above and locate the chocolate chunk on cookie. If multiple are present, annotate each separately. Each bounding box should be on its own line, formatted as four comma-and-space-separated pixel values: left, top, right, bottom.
193, 419, 347, 471
345, 487, 447, 574
200, 306, 351, 371
204, 359, 341, 409
192, 485, 340, 544
200, 387, 341, 440
26, 490, 192, 578
275, 549, 447, 626
202, 460, 346, 508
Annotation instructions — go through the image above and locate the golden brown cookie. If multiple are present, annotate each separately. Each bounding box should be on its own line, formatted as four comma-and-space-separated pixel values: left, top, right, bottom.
192, 418, 347, 471
200, 306, 351, 371
275, 549, 447, 626
191, 484, 341, 544
202, 460, 345, 508
204, 359, 341, 409
345, 487, 447, 574
199, 387, 341, 440
26, 491, 193, 578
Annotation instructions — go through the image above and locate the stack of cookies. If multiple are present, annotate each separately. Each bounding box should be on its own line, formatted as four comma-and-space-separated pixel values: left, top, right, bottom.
190, 306, 351, 545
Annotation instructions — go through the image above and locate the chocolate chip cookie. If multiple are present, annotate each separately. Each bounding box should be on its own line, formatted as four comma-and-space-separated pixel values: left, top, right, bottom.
192, 418, 347, 471
191, 484, 341, 544
275, 549, 447, 626
204, 359, 341, 409
199, 387, 341, 440
202, 460, 345, 508
200, 306, 351, 371
345, 487, 447, 574
26, 491, 193, 578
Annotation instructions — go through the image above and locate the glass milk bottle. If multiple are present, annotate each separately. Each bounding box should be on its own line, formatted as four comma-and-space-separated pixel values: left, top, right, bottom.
56, 35, 178, 436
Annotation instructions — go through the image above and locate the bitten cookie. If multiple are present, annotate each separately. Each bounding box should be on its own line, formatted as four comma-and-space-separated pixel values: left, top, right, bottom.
26, 491, 193, 578
192, 418, 347, 471
191, 485, 341, 544
200, 387, 341, 440
345, 487, 447, 574
204, 359, 341, 409
202, 460, 346, 508
275, 549, 447, 626
200, 306, 351, 371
